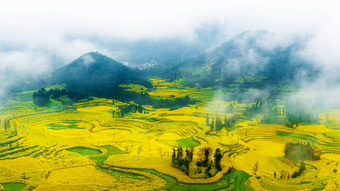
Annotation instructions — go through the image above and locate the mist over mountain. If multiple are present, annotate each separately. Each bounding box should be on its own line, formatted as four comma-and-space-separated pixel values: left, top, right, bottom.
52, 52, 151, 99
8, 30, 320, 102
147, 30, 318, 90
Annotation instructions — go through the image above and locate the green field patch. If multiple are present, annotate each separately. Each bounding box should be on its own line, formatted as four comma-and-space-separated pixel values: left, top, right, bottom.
67, 147, 102, 156
235, 77, 244, 83
3, 101, 37, 111
133, 117, 161, 122
92, 145, 125, 165
98, 166, 150, 182
191, 66, 212, 76
244, 75, 267, 83
91, 146, 146, 182
176, 136, 200, 148
46, 84, 66, 90
278, 85, 298, 92
1, 182, 26, 191
277, 131, 315, 142
119, 84, 148, 93
47, 121, 84, 130
311, 184, 327, 191
45, 100, 63, 109
166, 87, 185, 90
139, 169, 177, 191
17, 91, 34, 102
169, 170, 251, 191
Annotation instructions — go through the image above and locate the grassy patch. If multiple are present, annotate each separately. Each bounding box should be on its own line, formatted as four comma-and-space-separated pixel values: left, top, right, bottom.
67, 147, 102, 156
47, 121, 84, 130
244, 75, 267, 83
97, 166, 148, 181
277, 131, 315, 142
17, 91, 34, 102
169, 170, 251, 191
119, 84, 148, 93
176, 136, 200, 148
1, 182, 26, 191
92, 145, 125, 165
139, 169, 177, 191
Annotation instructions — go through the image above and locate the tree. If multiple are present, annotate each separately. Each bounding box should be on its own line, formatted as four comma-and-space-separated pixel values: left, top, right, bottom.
21, 173, 29, 180
196, 161, 201, 173
14, 123, 18, 136
137, 146, 143, 156
291, 162, 306, 178
112, 110, 115, 118
214, 148, 223, 171
183, 159, 190, 175
185, 148, 190, 161
253, 161, 259, 177
203, 147, 212, 167
197, 147, 205, 164
210, 118, 215, 131
33, 88, 50, 106
172, 148, 177, 164
177, 147, 183, 165
215, 115, 223, 132
89, 123, 95, 133
215, 115, 218, 130
206, 114, 210, 126
4, 119, 10, 131
205, 164, 212, 178
189, 147, 194, 162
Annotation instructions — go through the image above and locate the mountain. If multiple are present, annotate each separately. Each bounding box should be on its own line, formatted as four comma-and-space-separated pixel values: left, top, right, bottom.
52, 52, 152, 99
156, 30, 318, 89
206, 30, 315, 85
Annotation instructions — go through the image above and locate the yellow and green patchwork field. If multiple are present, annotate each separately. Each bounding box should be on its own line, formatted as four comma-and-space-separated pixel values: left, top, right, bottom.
1, 79, 340, 190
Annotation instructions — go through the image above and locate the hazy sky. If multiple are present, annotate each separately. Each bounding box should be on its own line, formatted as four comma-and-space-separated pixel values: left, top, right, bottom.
0, 0, 339, 98
1, 0, 339, 63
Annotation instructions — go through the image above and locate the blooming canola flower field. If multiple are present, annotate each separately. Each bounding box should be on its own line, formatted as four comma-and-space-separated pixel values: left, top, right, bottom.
1, 79, 340, 190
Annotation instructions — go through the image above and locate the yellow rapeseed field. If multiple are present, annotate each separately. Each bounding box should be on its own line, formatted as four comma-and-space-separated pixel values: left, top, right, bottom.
1, 80, 340, 190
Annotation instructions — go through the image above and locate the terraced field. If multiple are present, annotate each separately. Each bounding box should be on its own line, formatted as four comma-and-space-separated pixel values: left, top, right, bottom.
1, 79, 340, 190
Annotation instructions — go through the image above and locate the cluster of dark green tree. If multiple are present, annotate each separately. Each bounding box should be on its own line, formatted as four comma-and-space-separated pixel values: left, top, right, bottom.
112, 103, 147, 118
33, 88, 84, 106
284, 142, 320, 161
153, 94, 196, 110
242, 101, 262, 118
133, 93, 196, 110
171, 147, 223, 178
205, 102, 261, 134
206, 113, 239, 133
261, 102, 319, 128
171, 147, 194, 175
285, 110, 319, 128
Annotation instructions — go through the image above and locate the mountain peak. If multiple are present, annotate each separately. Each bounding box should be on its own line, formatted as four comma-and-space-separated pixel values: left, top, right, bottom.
77, 51, 116, 65
81, 51, 106, 58
52, 52, 152, 98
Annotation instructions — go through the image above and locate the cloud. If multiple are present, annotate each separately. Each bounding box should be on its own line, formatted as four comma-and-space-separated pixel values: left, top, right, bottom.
0, 0, 337, 41
81, 54, 95, 66
224, 49, 269, 76
0, 0, 339, 102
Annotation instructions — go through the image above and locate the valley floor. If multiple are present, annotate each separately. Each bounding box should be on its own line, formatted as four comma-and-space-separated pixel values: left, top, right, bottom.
1, 79, 340, 191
